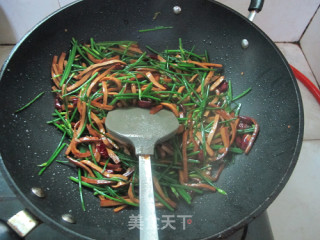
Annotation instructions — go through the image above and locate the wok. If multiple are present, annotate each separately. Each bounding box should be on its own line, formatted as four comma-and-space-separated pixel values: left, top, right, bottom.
0, 0, 303, 239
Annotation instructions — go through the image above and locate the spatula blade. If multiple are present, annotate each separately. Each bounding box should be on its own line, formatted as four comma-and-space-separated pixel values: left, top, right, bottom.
105, 107, 179, 155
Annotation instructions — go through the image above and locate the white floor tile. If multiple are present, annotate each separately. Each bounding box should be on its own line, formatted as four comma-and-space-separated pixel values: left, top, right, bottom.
218, 0, 320, 42
58, 0, 78, 7
268, 140, 320, 240
276, 43, 320, 140
0, 45, 14, 68
301, 7, 320, 86
0, 0, 60, 44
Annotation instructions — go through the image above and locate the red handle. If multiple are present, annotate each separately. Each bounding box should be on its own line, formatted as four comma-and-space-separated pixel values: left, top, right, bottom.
290, 65, 320, 105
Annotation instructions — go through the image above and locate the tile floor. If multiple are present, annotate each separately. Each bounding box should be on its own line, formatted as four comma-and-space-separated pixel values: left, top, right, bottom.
1, 43, 319, 240
268, 43, 320, 240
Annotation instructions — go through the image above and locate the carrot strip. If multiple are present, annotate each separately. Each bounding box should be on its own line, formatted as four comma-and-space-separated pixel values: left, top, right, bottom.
157, 55, 166, 62
182, 130, 189, 183
128, 183, 139, 204
196, 70, 214, 93
87, 53, 108, 64
189, 73, 198, 83
111, 181, 128, 188
178, 86, 185, 93
86, 124, 100, 137
245, 118, 259, 154
184, 60, 208, 69
57, 52, 66, 74
75, 100, 87, 137
67, 156, 95, 177
146, 72, 166, 90
100, 198, 133, 207
106, 148, 121, 164
67, 71, 91, 92
207, 114, 220, 146
75, 59, 126, 79
153, 177, 177, 208
119, 45, 143, 54
86, 65, 117, 97
100, 136, 114, 149
160, 102, 179, 117
230, 118, 240, 146
90, 112, 106, 134
184, 183, 216, 192
100, 76, 122, 91
202, 62, 223, 68
51, 56, 60, 87
113, 205, 128, 212
176, 124, 185, 134
220, 127, 230, 148
102, 81, 108, 105
81, 160, 127, 180
209, 76, 225, 91
76, 136, 101, 143
149, 105, 163, 114
90, 101, 115, 110
195, 132, 215, 157
81, 176, 114, 185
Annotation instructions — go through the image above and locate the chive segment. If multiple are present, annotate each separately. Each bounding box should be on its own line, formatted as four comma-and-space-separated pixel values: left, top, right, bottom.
15, 92, 45, 113
138, 26, 173, 32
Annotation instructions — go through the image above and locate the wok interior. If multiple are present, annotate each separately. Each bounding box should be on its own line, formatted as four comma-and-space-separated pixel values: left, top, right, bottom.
0, 0, 303, 239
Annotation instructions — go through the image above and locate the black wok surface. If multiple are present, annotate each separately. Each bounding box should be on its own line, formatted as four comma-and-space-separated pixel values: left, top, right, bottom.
0, 0, 303, 239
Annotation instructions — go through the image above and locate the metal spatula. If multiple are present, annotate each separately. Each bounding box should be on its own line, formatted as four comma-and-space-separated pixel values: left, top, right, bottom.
105, 107, 179, 240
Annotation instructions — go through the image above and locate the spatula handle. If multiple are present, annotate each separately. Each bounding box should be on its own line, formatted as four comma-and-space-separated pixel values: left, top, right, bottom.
139, 155, 158, 240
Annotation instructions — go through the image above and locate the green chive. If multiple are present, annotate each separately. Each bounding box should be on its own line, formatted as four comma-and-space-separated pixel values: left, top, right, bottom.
15, 92, 45, 113
138, 26, 173, 32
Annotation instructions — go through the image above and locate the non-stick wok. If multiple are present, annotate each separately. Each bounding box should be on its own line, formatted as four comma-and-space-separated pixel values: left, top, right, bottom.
0, 0, 304, 239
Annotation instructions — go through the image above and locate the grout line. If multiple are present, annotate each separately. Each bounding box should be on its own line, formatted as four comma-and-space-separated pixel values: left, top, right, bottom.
299, 4, 320, 42
0, 44, 16, 47
274, 42, 320, 89
298, 5, 320, 87
297, 45, 320, 89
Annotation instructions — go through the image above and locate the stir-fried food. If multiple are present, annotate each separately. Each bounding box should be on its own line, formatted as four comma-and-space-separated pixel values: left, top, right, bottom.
40, 38, 259, 212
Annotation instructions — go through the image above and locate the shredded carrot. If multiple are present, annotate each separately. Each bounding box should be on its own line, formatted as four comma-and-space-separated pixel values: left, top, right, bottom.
195, 132, 215, 157
100, 199, 133, 207
57, 52, 66, 74
75, 60, 126, 79
153, 176, 177, 208
182, 130, 189, 183
67, 71, 91, 92
67, 156, 95, 177
196, 70, 214, 93
160, 102, 179, 117
113, 205, 128, 212
145, 71, 166, 90
184, 183, 216, 192
209, 76, 225, 91
207, 114, 220, 146
81, 160, 127, 180
128, 183, 139, 204
81, 176, 113, 185
149, 105, 163, 114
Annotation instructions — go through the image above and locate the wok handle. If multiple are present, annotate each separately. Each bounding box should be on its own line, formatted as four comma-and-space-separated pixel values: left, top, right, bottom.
0, 210, 40, 239
248, 0, 264, 21
0, 219, 22, 240
249, 0, 264, 12
139, 155, 158, 240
